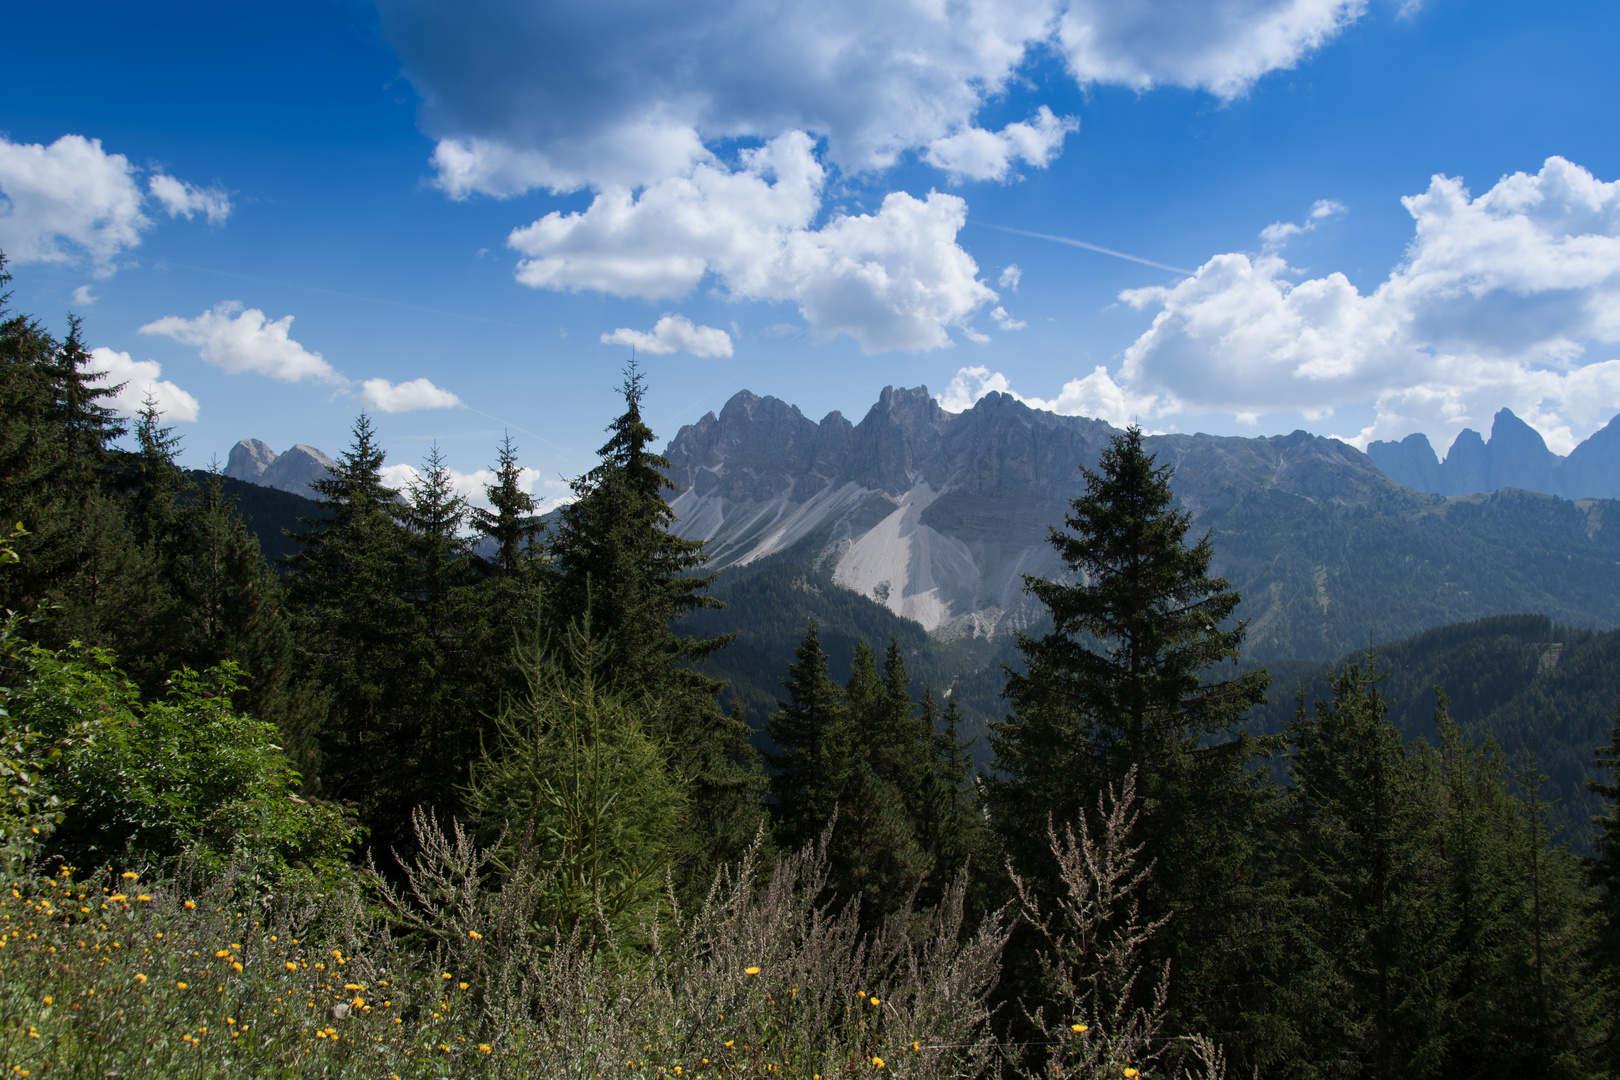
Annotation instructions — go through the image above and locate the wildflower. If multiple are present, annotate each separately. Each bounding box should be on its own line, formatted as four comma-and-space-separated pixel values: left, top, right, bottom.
345, 983, 364, 990
872, 1057, 885, 1068
138, 895, 151, 902
135, 974, 147, 983
121, 872, 139, 880
232, 962, 243, 972
42, 997, 51, 1005
184, 900, 196, 909
1071, 1024, 1088, 1034
459, 982, 469, 990
745, 966, 761, 976
913, 1042, 920, 1052
870, 997, 880, 1007
109, 894, 126, 902
217, 950, 231, 957
479, 1044, 491, 1054
469, 930, 482, 940
287, 962, 299, 971
443, 973, 452, 980
1123, 1072, 1139, 1078
177, 982, 188, 990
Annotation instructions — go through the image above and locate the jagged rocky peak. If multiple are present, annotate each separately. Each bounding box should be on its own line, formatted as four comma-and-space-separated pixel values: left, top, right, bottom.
223, 440, 337, 498
664, 385, 1397, 636
1367, 406, 1620, 499
225, 438, 277, 482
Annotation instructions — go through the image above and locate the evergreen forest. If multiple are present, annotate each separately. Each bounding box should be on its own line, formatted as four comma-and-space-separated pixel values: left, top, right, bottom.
4, 253, 1620, 1078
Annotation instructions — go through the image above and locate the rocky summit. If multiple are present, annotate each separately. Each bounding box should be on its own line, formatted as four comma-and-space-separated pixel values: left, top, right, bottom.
225, 439, 337, 498
665, 386, 1400, 638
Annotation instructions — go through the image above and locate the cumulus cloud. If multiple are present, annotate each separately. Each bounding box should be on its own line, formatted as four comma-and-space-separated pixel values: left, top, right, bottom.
1058, 0, 1366, 99
998, 264, 1022, 290
508, 132, 996, 351
376, 0, 1366, 197
936, 363, 1158, 427
0, 134, 229, 275
147, 173, 232, 224
602, 314, 734, 357
72, 285, 97, 306
924, 107, 1078, 184
990, 306, 1026, 331
360, 377, 464, 412
140, 302, 340, 383
1114, 156, 1620, 451
85, 346, 200, 422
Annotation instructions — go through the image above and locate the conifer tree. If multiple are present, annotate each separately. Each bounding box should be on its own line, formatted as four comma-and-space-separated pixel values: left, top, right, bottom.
472, 433, 544, 576
766, 619, 850, 852
1590, 714, 1620, 1074
1266, 662, 1454, 1080
988, 425, 1275, 1037
546, 365, 764, 887
287, 414, 419, 848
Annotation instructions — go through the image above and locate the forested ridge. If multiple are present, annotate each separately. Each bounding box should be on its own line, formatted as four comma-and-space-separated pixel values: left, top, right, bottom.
3, 255, 1619, 1078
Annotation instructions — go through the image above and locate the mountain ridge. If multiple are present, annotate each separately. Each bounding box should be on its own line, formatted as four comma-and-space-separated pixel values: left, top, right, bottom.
1368, 407, 1620, 499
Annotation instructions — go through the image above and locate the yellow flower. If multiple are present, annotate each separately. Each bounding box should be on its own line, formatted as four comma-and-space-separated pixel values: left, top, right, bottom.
137, 895, 151, 902
745, 966, 760, 975
1071, 1024, 1088, 1034
232, 962, 243, 972
479, 1044, 492, 1053
177, 982, 188, 990
871, 1057, 885, 1069
912, 1042, 920, 1052
469, 930, 482, 940
134, 974, 147, 983
286, 962, 299, 971
184, 900, 196, 909
442, 972, 453, 980
109, 894, 127, 902
42, 997, 51, 1005
869, 997, 880, 1007
1123, 1071, 1139, 1078
216, 950, 231, 958
121, 872, 139, 880
459, 982, 469, 990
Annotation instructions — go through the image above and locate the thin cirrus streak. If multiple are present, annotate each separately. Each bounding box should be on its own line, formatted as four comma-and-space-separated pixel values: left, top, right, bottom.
972, 222, 1192, 275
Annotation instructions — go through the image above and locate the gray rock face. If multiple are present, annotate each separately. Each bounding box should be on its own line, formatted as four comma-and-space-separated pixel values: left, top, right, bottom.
664, 387, 1396, 635
1368, 407, 1619, 498
256, 444, 338, 498
225, 438, 277, 483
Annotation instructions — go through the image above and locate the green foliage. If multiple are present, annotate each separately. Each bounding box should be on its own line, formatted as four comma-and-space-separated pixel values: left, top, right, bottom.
465, 616, 686, 936
989, 426, 1276, 1042
0, 611, 358, 888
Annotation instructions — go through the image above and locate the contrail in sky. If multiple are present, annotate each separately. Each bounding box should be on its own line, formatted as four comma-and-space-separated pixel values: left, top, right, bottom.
972, 222, 1194, 276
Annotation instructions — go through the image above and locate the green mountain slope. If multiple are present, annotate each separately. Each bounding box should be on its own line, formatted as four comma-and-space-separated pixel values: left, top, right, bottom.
183, 471, 325, 566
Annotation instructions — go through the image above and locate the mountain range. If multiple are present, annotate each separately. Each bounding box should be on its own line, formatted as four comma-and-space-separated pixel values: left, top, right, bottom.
1367, 408, 1620, 499
664, 387, 1620, 660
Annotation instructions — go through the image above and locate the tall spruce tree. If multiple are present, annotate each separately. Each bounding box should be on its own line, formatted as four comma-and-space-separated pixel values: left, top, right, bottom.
546, 365, 764, 888
472, 433, 544, 577
287, 414, 420, 849
766, 619, 850, 852
987, 425, 1275, 1041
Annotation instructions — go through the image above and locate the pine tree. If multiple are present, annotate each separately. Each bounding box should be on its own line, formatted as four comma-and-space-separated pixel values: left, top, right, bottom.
287, 414, 420, 849
766, 619, 850, 852
1589, 714, 1620, 1074
1266, 662, 1454, 1080
471, 432, 543, 576
546, 365, 764, 889
987, 425, 1275, 1038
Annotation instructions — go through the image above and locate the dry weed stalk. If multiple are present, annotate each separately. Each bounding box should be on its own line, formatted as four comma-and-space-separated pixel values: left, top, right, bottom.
1009, 768, 1225, 1080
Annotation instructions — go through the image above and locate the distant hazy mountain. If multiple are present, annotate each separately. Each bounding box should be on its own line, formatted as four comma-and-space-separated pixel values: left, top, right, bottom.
667, 387, 1620, 660
225, 439, 337, 498
1367, 408, 1620, 498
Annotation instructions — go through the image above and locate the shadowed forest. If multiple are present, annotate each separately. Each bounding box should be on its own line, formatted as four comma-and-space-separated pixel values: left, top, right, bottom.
4, 255, 1620, 1078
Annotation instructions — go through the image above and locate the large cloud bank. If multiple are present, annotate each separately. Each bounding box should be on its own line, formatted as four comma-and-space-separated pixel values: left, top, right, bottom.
946, 158, 1620, 452
373, 0, 1368, 351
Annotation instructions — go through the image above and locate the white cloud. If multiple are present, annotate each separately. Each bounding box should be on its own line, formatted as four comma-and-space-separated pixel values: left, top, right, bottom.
85, 346, 200, 423
990, 306, 1026, 331
998, 264, 1022, 290
923, 107, 1078, 184
0, 134, 228, 276
1260, 197, 1346, 250
602, 314, 734, 357
360, 377, 465, 413
936, 362, 1158, 427
377, 0, 1368, 197
139, 301, 340, 383
508, 132, 996, 352
72, 285, 96, 306
1058, 0, 1366, 100
147, 173, 231, 224
1114, 157, 1620, 452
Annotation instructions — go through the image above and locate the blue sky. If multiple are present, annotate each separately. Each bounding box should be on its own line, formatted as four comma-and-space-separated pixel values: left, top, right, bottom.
4, 0, 1619, 504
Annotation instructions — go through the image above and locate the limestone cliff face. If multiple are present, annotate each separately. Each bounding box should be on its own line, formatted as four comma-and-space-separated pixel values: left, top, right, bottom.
665, 387, 1397, 635
1367, 407, 1620, 499
225, 440, 337, 498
